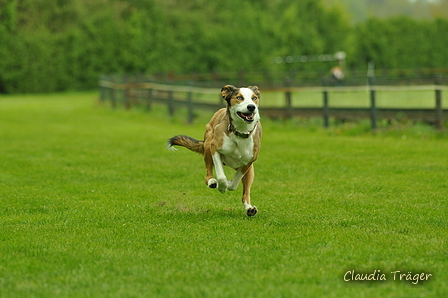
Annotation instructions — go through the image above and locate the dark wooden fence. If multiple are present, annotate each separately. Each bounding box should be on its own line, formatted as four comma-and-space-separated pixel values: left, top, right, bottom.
99, 75, 447, 130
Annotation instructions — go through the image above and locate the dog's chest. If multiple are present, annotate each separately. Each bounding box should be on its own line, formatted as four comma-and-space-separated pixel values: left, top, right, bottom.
218, 134, 254, 168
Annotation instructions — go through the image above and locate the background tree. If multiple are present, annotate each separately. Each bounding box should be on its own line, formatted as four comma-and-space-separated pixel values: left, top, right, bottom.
0, 0, 447, 93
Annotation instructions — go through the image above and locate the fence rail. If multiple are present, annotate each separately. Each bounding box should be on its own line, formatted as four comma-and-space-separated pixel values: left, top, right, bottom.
99, 75, 447, 130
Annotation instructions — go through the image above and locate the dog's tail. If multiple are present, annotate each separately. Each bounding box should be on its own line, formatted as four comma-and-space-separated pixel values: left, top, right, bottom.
168, 135, 204, 155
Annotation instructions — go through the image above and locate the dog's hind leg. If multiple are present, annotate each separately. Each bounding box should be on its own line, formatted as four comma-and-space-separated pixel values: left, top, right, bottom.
242, 164, 258, 216
204, 147, 217, 188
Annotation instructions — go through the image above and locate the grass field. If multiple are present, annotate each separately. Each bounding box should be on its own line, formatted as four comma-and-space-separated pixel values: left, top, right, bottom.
188, 87, 444, 109
0, 92, 447, 297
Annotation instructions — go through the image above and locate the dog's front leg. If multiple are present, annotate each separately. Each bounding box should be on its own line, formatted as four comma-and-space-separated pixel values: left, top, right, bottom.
227, 167, 245, 191
212, 152, 228, 193
241, 164, 258, 216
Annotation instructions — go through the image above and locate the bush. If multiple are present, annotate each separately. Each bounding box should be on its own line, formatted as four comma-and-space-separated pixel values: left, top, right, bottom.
1, 0, 448, 93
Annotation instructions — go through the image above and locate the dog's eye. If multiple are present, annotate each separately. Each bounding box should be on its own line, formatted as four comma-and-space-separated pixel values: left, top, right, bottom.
252, 96, 257, 101
236, 96, 243, 100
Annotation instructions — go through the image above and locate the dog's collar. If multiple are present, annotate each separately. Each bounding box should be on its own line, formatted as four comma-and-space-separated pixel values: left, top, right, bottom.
228, 123, 257, 139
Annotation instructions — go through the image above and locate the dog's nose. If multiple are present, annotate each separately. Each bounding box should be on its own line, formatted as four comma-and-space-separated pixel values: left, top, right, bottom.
247, 104, 256, 112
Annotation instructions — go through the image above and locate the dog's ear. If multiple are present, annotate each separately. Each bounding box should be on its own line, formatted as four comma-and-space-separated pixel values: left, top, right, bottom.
221, 85, 237, 102
248, 85, 260, 97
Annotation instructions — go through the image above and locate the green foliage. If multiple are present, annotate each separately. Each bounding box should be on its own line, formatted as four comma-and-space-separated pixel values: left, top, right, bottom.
325, 0, 448, 22
352, 16, 448, 69
1, 0, 448, 93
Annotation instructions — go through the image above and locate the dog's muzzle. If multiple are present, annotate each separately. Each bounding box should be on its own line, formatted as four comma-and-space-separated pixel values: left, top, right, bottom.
237, 104, 257, 122
237, 112, 255, 122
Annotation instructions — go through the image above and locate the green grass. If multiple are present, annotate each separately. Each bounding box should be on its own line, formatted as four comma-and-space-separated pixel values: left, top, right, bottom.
240, 89, 443, 109
0, 92, 447, 297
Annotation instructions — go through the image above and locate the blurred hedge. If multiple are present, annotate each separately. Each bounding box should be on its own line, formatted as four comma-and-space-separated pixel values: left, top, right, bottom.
0, 0, 447, 93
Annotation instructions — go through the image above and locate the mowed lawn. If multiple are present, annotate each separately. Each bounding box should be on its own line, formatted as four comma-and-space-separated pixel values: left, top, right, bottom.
0, 92, 447, 298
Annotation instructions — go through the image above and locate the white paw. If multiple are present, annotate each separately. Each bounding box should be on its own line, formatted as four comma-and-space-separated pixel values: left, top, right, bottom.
246, 206, 258, 217
217, 179, 228, 193
227, 180, 239, 190
207, 178, 218, 189
244, 203, 258, 217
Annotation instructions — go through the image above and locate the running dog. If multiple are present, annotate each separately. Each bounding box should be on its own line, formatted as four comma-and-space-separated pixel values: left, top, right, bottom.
168, 85, 262, 216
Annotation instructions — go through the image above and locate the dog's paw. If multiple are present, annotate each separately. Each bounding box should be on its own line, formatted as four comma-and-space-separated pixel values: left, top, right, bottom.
246, 206, 258, 217
207, 178, 218, 189
218, 185, 227, 194
217, 179, 228, 194
227, 180, 238, 191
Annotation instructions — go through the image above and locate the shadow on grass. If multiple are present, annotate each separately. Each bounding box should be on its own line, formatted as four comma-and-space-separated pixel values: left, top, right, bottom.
152, 200, 260, 221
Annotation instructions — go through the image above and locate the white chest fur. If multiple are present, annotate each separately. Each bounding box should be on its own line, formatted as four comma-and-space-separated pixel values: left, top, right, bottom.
218, 132, 255, 169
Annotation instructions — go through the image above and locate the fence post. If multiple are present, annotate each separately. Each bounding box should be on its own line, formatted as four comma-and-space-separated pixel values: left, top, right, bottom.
110, 75, 117, 108
99, 74, 107, 104
136, 73, 144, 109
123, 74, 131, 110
145, 88, 152, 111
435, 75, 443, 130
238, 70, 246, 86
323, 90, 329, 128
168, 90, 175, 116
284, 78, 292, 120
369, 77, 377, 130
187, 91, 194, 124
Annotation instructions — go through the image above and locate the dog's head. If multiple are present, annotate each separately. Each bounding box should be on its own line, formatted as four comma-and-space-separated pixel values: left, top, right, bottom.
221, 85, 260, 124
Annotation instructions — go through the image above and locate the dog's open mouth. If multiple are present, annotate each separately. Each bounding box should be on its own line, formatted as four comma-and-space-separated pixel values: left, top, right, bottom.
237, 112, 255, 122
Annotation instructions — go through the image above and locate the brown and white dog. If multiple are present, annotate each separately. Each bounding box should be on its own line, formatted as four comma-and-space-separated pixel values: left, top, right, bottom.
168, 85, 262, 216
